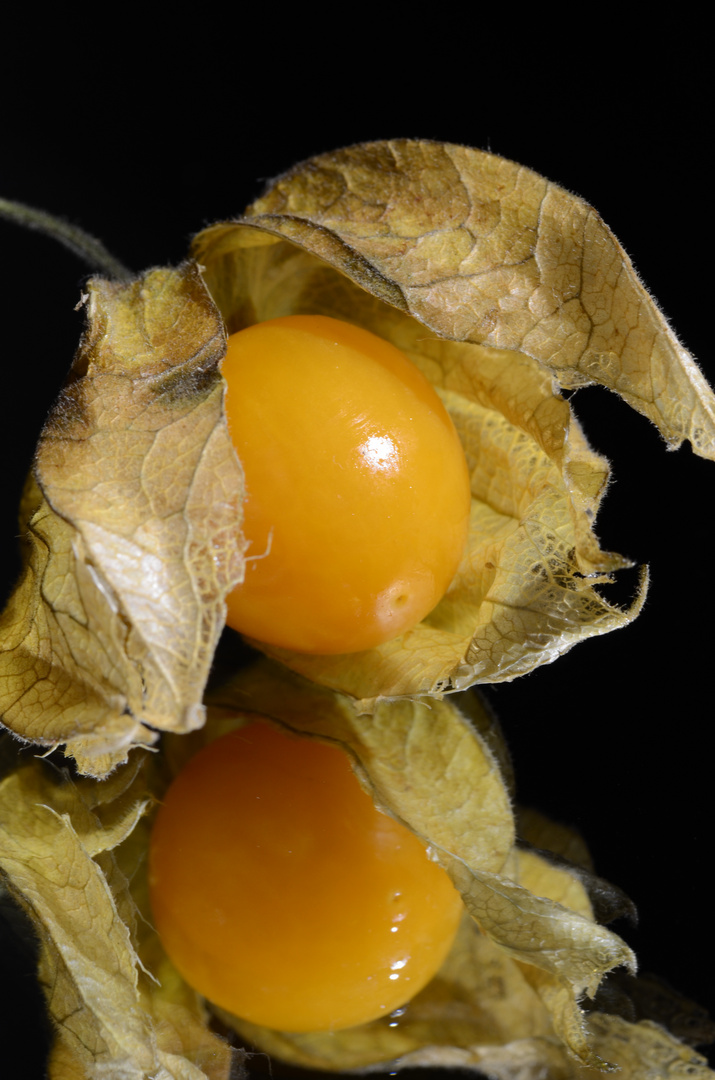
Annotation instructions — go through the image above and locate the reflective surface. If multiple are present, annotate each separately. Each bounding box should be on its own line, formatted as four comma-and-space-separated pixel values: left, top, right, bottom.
149, 721, 463, 1032
222, 316, 471, 654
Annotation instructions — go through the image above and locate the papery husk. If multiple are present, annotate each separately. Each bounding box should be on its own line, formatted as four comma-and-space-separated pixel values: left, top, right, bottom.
222, 927, 712, 1078
0, 263, 245, 776
201, 669, 709, 1077
4, 140, 713, 764
202, 660, 636, 1072
188, 138, 715, 703
193, 660, 707, 1077
245, 140, 715, 457
1, 140, 714, 1078
0, 744, 237, 1078
1, 662, 710, 1079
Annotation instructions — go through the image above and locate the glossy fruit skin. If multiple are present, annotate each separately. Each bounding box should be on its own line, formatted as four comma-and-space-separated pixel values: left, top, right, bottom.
222, 315, 471, 654
148, 720, 464, 1032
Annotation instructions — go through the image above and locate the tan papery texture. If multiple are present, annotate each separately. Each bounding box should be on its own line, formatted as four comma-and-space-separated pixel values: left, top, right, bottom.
0, 264, 244, 775
203, 662, 634, 1071
188, 138, 715, 700
5, 139, 710, 750
203, 674, 709, 1076
244, 141, 715, 456
1, 142, 714, 1079
1, 660, 711, 1078
0, 753, 235, 1078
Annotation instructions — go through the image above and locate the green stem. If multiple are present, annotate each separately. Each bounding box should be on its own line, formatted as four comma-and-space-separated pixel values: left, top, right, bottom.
0, 197, 132, 280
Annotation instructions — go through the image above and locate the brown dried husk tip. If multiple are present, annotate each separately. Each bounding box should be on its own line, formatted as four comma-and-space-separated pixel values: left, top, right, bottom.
0, 263, 245, 775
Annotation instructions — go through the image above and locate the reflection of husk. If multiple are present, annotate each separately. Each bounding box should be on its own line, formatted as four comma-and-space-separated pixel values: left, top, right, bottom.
2, 663, 711, 1077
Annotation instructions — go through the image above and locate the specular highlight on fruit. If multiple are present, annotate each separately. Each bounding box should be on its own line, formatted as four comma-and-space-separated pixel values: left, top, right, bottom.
149, 718, 464, 1031
222, 315, 471, 654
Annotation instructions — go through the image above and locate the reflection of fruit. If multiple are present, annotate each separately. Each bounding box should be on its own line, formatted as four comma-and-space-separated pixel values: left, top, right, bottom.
222, 315, 471, 654
148, 720, 464, 1032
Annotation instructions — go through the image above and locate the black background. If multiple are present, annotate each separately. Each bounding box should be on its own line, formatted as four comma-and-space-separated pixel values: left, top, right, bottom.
1, 28, 712, 1077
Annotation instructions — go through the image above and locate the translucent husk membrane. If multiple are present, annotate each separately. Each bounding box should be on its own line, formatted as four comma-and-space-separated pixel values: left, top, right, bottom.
2, 140, 715, 1078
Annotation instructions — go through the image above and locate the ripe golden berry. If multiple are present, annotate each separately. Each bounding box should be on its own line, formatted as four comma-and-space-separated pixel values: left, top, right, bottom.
222, 315, 471, 654
148, 721, 464, 1032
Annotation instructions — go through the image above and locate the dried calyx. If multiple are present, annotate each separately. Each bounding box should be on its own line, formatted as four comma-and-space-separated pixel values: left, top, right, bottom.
1, 141, 714, 1080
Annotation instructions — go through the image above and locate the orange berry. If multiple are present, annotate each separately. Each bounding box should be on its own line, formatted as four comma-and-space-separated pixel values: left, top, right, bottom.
222, 315, 471, 654
148, 721, 464, 1032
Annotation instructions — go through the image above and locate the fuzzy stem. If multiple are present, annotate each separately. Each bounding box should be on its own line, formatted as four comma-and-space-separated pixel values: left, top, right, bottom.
0, 197, 132, 280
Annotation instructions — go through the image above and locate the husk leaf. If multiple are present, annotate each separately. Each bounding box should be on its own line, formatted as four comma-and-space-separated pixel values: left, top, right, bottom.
380, 1011, 715, 1079
5, 139, 706, 744
0, 263, 244, 776
200, 675, 705, 1077
1, 141, 712, 1078
0, 749, 236, 1079
190, 138, 700, 701
241, 140, 715, 456
201, 660, 637, 1071
1, 661, 709, 1079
